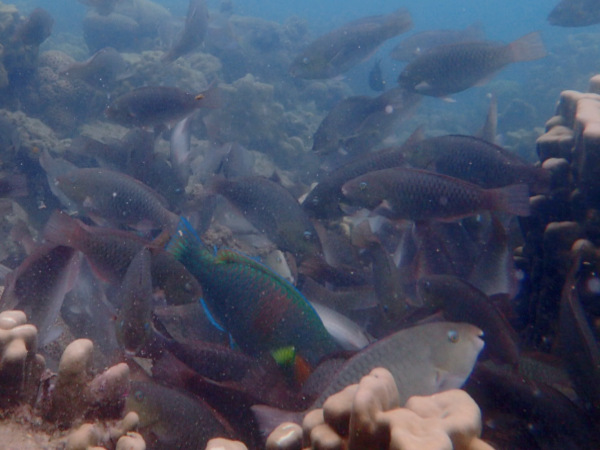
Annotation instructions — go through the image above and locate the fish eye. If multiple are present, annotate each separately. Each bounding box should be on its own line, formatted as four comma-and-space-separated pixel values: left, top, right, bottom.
359, 181, 368, 191
302, 57, 309, 65
184, 282, 193, 292
447, 330, 459, 343
134, 390, 145, 401
303, 230, 312, 240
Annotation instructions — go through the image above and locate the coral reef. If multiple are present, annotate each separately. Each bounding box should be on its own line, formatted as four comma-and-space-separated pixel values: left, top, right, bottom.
0, 310, 145, 449
211, 368, 491, 450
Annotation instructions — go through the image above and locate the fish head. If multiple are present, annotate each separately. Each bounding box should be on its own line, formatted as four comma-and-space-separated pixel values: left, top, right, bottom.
429, 322, 485, 391
341, 175, 386, 209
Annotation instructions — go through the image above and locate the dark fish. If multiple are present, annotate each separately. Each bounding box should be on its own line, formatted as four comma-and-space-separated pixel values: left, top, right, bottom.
78, 0, 120, 16
162, 0, 209, 62
13, 8, 53, 46
417, 275, 520, 366
0, 174, 27, 198
55, 168, 179, 231
0, 245, 80, 346
212, 176, 322, 261
404, 134, 551, 193
165, 217, 339, 367
60, 47, 128, 90
105, 84, 219, 128
290, 9, 412, 79
390, 23, 485, 61
303, 143, 406, 219
43, 210, 201, 305
311, 87, 421, 156
548, 0, 600, 27
115, 247, 154, 354
126, 380, 235, 450
341, 167, 531, 221
368, 59, 385, 92
467, 364, 599, 449
398, 32, 546, 97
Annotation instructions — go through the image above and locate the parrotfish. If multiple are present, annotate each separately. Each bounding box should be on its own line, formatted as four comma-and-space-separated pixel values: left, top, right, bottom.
341, 167, 531, 221
43, 210, 201, 306
548, 0, 600, 27
54, 167, 179, 232
398, 32, 546, 97
211, 176, 322, 261
403, 134, 551, 193
61, 47, 128, 90
162, 0, 209, 62
390, 23, 485, 61
115, 247, 154, 354
290, 9, 412, 79
165, 217, 340, 367
105, 84, 220, 129
253, 322, 484, 432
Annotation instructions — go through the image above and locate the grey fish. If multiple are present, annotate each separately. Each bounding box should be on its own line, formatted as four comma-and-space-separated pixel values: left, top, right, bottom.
398, 32, 546, 97
290, 9, 412, 79
162, 0, 209, 62
212, 176, 322, 261
312, 87, 421, 156
253, 322, 484, 432
115, 247, 153, 354
61, 47, 128, 90
548, 0, 600, 27
105, 84, 219, 128
390, 23, 485, 61
341, 167, 531, 221
55, 167, 179, 231
404, 134, 551, 193
0, 245, 81, 347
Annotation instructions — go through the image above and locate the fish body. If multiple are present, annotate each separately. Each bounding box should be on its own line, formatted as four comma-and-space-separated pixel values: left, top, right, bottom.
55, 168, 178, 231
405, 134, 551, 193
115, 247, 154, 353
312, 87, 420, 156
398, 32, 546, 97
212, 176, 322, 261
43, 211, 201, 305
311, 322, 483, 407
166, 218, 339, 366
290, 9, 412, 79
390, 23, 485, 61
548, 0, 600, 27
105, 85, 218, 128
61, 47, 128, 90
162, 0, 209, 62
341, 167, 531, 221
127, 380, 235, 450
417, 275, 520, 365
303, 145, 406, 219
0, 245, 80, 346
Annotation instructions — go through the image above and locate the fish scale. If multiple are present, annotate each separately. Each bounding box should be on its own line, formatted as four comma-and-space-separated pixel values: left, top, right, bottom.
166, 218, 340, 366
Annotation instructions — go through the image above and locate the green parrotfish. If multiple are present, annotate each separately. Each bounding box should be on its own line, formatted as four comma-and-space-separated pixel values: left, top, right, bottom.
165, 217, 340, 367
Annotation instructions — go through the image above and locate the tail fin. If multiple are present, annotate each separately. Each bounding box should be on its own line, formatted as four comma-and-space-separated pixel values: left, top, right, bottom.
43, 210, 87, 249
509, 32, 546, 62
250, 404, 304, 439
489, 183, 531, 217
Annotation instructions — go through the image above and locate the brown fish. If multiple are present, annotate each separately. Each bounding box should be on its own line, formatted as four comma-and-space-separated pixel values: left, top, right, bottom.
162, 0, 209, 62
342, 167, 531, 221
398, 32, 546, 97
290, 9, 412, 79
105, 84, 219, 128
